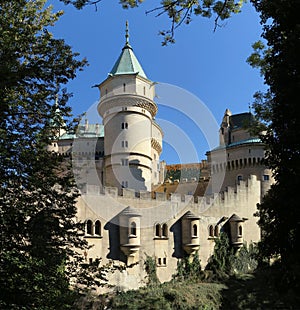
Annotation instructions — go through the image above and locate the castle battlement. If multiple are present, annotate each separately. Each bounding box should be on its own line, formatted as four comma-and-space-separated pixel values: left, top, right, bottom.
81, 174, 261, 209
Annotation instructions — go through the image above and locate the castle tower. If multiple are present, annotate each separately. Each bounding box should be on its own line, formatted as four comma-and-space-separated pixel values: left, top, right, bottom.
97, 22, 163, 193
207, 110, 273, 197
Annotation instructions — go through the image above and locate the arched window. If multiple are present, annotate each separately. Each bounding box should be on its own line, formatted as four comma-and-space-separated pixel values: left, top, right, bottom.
123, 83, 126, 92
130, 222, 136, 236
214, 225, 219, 237
162, 224, 168, 238
238, 225, 243, 236
193, 224, 198, 237
209, 225, 214, 237
95, 220, 101, 235
155, 224, 161, 237
86, 220, 93, 235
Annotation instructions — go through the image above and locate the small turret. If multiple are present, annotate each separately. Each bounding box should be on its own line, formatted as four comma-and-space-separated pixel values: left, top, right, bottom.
219, 108, 232, 145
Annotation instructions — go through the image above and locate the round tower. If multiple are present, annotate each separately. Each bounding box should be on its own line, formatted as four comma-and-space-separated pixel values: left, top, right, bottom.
97, 22, 163, 193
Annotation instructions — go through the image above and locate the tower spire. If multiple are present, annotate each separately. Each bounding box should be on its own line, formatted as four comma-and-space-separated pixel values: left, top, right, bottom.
125, 20, 129, 45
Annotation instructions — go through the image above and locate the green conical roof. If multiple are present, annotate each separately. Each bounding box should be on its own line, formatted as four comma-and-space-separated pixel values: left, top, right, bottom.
109, 43, 147, 79
109, 22, 148, 79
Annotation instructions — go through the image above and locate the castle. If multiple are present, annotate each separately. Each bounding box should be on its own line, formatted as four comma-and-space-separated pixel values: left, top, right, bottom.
50, 24, 273, 291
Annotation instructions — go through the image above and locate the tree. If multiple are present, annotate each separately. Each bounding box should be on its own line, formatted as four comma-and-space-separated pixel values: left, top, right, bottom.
205, 232, 234, 278
247, 0, 300, 289
0, 1, 90, 308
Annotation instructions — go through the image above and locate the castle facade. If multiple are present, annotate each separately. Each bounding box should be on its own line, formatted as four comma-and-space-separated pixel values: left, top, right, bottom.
50, 27, 273, 291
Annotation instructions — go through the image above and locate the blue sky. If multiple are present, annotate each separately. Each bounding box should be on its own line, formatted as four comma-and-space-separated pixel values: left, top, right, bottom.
50, 1, 265, 164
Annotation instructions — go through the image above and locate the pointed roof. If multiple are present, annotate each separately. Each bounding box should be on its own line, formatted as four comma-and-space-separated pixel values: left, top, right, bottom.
109, 22, 148, 80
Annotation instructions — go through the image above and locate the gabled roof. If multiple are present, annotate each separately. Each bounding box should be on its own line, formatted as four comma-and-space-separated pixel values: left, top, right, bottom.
109, 42, 148, 79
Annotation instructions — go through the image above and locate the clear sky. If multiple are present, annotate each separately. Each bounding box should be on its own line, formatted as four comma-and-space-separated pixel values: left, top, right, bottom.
50, 1, 265, 164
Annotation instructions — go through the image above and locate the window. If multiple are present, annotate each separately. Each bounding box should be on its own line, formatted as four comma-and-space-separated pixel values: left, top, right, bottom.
130, 222, 136, 236
237, 175, 243, 182
121, 181, 128, 188
158, 258, 162, 265
162, 224, 168, 238
95, 220, 101, 235
238, 225, 243, 236
123, 83, 126, 92
163, 257, 167, 265
121, 158, 128, 166
105, 89, 108, 95
155, 224, 161, 237
89, 258, 93, 264
121, 122, 128, 129
209, 225, 214, 237
193, 224, 198, 237
121, 140, 128, 148
86, 220, 93, 235
214, 226, 219, 237
263, 174, 270, 181
143, 86, 146, 95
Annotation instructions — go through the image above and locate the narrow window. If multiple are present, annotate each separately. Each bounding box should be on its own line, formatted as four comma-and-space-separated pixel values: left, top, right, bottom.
237, 175, 243, 182
89, 258, 93, 264
95, 220, 101, 235
263, 174, 270, 181
121, 122, 128, 129
130, 222, 136, 236
193, 224, 198, 237
238, 225, 242, 236
105, 89, 108, 95
121, 159, 128, 166
155, 224, 161, 237
209, 225, 214, 237
163, 257, 167, 265
123, 83, 126, 92
214, 225, 219, 237
158, 258, 161, 265
162, 223, 168, 237
86, 220, 93, 235
143, 86, 146, 95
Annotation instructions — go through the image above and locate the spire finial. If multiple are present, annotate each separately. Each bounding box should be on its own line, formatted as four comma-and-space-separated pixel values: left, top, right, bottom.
125, 20, 129, 44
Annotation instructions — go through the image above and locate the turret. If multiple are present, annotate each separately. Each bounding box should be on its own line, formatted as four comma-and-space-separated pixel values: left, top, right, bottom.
182, 211, 200, 255
219, 108, 232, 146
119, 206, 141, 265
97, 22, 163, 193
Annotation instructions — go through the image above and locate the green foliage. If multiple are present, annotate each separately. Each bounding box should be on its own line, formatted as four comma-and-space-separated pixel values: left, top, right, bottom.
173, 252, 202, 282
231, 243, 258, 274
0, 1, 103, 308
144, 254, 159, 285
108, 281, 225, 309
248, 0, 300, 289
205, 232, 234, 278
206, 233, 259, 279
